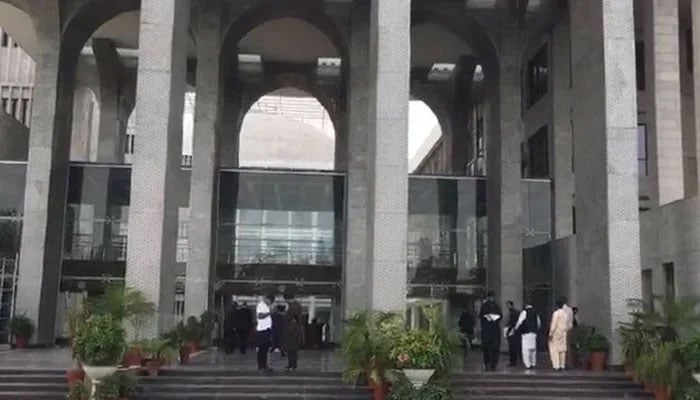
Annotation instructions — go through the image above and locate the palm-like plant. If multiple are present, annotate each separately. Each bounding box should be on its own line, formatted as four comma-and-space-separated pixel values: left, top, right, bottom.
88, 285, 155, 340
340, 311, 403, 386
641, 296, 700, 342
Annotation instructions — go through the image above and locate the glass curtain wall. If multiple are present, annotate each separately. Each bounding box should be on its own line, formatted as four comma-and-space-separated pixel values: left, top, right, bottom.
407, 176, 488, 329
0, 161, 25, 343
217, 170, 345, 298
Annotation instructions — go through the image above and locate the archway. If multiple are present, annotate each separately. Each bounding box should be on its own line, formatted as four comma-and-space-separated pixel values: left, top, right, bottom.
238, 88, 336, 171
409, 99, 443, 174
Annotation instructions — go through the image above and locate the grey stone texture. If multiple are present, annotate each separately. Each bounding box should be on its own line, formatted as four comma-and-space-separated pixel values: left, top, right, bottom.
551, 16, 574, 240
343, 0, 371, 314
645, 0, 685, 206
487, 19, 523, 308
570, 0, 641, 364
185, 0, 222, 319
125, 0, 190, 336
365, 0, 410, 312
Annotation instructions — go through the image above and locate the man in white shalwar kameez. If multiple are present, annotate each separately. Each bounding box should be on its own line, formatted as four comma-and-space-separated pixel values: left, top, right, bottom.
513, 302, 541, 369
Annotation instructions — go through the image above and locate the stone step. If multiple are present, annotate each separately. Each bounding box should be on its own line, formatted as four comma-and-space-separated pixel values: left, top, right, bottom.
159, 369, 343, 378
455, 372, 632, 382
139, 382, 369, 393
135, 394, 370, 400
456, 386, 652, 398
0, 382, 67, 392
0, 392, 66, 400
141, 375, 353, 385
453, 378, 643, 389
0, 369, 65, 376
0, 374, 66, 383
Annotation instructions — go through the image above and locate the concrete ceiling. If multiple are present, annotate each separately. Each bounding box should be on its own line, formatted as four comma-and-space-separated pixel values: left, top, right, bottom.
239, 17, 340, 63
411, 22, 472, 68
92, 11, 140, 50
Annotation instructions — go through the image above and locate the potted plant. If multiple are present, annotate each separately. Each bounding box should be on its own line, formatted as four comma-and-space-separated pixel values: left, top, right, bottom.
586, 332, 609, 372
94, 373, 137, 400
341, 311, 403, 400
199, 311, 217, 347
73, 315, 126, 390
392, 329, 439, 388
183, 316, 202, 354
163, 323, 188, 365
617, 312, 650, 378
572, 325, 594, 369
67, 380, 90, 400
141, 338, 176, 376
388, 375, 451, 400
121, 342, 144, 368
66, 301, 89, 384
8, 314, 35, 349
680, 336, 700, 384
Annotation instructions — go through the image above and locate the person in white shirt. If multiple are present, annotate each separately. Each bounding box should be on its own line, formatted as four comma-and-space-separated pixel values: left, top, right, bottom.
256, 295, 275, 372
513, 302, 541, 369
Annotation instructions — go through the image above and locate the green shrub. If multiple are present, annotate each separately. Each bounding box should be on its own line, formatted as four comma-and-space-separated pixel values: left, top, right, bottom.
94, 373, 137, 400
74, 315, 126, 366
389, 376, 451, 400
392, 329, 442, 369
8, 315, 35, 338
680, 336, 700, 372
66, 381, 89, 400
141, 338, 177, 364
182, 316, 202, 343
586, 333, 609, 353
200, 311, 217, 345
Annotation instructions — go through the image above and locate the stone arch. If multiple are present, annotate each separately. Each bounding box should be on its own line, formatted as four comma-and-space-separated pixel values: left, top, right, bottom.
411, 4, 499, 85
237, 86, 337, 171
221, 1, 349, 76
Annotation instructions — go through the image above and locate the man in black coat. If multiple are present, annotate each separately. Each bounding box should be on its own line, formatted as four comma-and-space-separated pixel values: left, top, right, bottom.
234, 303, 253, 354
479, 290, 503, 371
505, 301, 521, 366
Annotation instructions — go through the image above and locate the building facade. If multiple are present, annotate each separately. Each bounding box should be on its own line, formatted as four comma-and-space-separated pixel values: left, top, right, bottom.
0, 0, 689, 362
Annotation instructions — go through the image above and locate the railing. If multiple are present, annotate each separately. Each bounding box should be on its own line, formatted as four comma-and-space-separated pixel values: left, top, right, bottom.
219, 242, 343, 266
63, 234, 128, 261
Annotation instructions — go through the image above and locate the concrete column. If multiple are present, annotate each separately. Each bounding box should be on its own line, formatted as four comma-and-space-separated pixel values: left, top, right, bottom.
570, 0, 641, 363
645, 0, 684, 205
185, 1, 222, 319
551, 15, 574, 239
692, 0, 700, 191
487, 20, 523, 307
92, 38, 125, 163
365, 0, 410, 312
125, 0, 190, 336
343, 0, 371, 314
15, 43, 76, 343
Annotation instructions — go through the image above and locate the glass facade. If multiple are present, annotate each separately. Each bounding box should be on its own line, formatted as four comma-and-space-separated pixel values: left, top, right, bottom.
217, 170, 344, 298
0, 162, 25, 257
521, 179, 552, 248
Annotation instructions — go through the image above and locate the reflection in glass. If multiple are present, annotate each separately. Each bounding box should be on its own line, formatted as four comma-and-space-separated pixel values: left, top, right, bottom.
63, 166, 131, 261
217, 171, 344, 292
408, 177, 487, 286
521, 179, 552, 249
0, 162, 26, 257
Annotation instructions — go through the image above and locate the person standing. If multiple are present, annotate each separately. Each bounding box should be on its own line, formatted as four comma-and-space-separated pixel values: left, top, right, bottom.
270, 305, 287, 356
284, 314, 302, 372
505, 301, 521, 367
458, 306, 475, 355
560, 297, 575, 369
478, 291, 502, 371
223, 302, 238, 354
255, 295, 275, 372
549, 300, 569, 371
234, 302, 253, 354
514, 301, 541, 369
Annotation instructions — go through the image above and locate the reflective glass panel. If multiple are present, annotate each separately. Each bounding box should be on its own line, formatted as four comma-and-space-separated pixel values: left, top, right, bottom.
521, 179, 552, 248
0, 162, 26, 256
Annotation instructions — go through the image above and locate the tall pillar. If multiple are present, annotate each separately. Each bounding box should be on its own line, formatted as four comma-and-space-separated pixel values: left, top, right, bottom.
125, 0, 190, 336
15, 35, 76, 344
692, 0, 700, 191
570, 0, 641, 363
185, 0, 222, 318
365, 0, 410, 311
343, 0, 371, 314
487, 19, 523, 307
92, 38, 125, 163
645, 0, 684, 205
551, 14, 574, 239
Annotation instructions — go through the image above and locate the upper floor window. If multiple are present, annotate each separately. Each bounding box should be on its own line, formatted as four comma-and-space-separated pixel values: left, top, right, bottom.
636, 41, 646, 91
522, 126, 549, 179
1, 33, 8, 48
637, 124, 648, 176
526, 45, 548, 108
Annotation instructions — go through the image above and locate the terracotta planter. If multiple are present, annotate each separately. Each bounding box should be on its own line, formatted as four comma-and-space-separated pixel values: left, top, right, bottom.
644, 381, 654, 393
654, 385, 671, 400
122, 348, 143, 368
589, 352, 606, 372
14, 336, 28, 349
187, 341, 200, 354
145, 359, 161, 376
179, 346, 191, 365
66, 368, 85, 384
370, 381, 389, 400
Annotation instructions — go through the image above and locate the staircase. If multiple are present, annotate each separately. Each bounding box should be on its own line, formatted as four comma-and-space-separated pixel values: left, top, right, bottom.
0, 368, 66, 399
454, 370, 654, 399
136, 368, 372, 400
